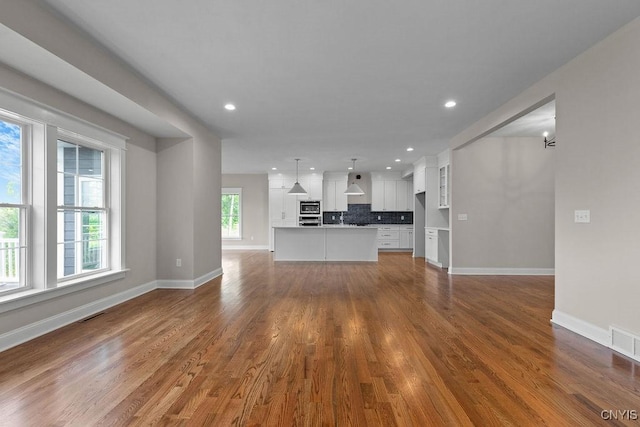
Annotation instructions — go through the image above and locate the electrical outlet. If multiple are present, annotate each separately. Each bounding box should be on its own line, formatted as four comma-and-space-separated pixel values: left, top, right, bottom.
377, 215, 381, 220
176, 258, 182, 267
401, 215, 405, 220
574, 210, 590, 223
332, 215, 335, 220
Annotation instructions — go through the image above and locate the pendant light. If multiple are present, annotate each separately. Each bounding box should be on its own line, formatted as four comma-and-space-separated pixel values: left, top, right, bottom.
288, 158, 308, 195
344, 158, 365, 195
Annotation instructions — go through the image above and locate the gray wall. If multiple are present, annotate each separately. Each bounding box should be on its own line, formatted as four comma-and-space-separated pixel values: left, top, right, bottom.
1, 0, 222, 284
221, 174, 269, 248
0, 64, 158, 334
0, 1, 223, 336
157, 138, 195, 280
450, 16, 640, 341
451, 137, 554, 270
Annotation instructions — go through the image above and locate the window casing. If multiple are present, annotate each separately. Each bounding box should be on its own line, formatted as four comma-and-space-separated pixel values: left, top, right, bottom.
57, 138, 109, 281
221, 188, 241, 239
0, 88, 126, 304
0, 116, 28, 295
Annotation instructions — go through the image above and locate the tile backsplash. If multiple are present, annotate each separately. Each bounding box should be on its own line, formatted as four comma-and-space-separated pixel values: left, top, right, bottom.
323, 204, 413, 225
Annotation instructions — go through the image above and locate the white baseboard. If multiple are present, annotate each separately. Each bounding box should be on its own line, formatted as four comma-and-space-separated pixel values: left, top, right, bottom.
0, 267, 225, 352
0, 280, 157, 353
449, 267, 555, 275
551, 309, 609, 347
194, 268, 223, 288
157, 268, 224, 290
156, 279, 197, 289
222, 245, 269, 250
426, 259, 444, 268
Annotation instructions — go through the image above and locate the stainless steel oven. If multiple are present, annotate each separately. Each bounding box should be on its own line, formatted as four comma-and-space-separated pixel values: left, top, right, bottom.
299, 216, 321, 226
299, 200, 321, 215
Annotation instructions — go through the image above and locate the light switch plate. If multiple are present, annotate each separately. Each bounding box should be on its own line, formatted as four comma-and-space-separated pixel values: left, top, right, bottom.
574, 210, 591, 223
458, 214, 468, 221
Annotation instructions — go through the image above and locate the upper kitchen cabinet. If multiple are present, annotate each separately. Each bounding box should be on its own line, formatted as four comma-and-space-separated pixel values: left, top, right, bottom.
395, 179, 413, 211
371, 172, 412, 211
269, 173, 323, 201
298, 174, 323, 200
414, 166, 426, 193
323, 172, 348, 211
437, 150, 451, 209
269, 175, 296, 189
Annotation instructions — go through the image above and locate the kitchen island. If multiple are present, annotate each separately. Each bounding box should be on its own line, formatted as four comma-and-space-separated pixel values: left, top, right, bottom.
273, 226, 378, 261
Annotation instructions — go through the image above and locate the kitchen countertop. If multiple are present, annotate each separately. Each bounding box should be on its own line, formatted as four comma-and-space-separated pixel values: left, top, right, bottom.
273, 224, 414, 229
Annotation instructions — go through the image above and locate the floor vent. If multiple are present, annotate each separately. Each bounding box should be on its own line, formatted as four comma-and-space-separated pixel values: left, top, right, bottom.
610, 326, 640, 362
79, 312, 106, 323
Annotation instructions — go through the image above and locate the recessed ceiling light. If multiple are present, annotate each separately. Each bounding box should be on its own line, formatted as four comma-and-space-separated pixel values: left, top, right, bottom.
224, 103, 236, 111
348, 166, 353, 170
309, 167, 315, 170
271, 167, 277, 170
386, 166, 392, 170
445, 100, 457, 108
406, 147, 414, 152
395, 159, 401, 162
543, 131, 549, 137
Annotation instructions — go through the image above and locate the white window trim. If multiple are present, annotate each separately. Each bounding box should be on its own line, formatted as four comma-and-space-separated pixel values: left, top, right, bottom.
0, 113, 31, 295
56, 132, 111, 282
222, 187, 242, 240
0, 87, 127, 308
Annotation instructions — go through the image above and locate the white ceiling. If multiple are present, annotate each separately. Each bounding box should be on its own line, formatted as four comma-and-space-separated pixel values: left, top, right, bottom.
490, 100, 556, 138
9, 1, 640, 173
0, 24, 189, 139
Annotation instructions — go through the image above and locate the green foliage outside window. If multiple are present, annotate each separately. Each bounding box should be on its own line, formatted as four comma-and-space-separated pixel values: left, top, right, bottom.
0, 207, 18, 239
221, 193, 240, 238
82, 211, 103, 270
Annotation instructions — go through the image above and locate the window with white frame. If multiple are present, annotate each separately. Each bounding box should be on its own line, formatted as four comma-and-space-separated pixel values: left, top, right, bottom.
0, 88, 126, 302
57, 138, 108, 280
0, 116, 27, 293
221, 188, 241, 239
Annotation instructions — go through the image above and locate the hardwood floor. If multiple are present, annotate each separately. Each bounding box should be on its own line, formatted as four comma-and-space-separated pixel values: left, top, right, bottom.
0, 251, 638, 426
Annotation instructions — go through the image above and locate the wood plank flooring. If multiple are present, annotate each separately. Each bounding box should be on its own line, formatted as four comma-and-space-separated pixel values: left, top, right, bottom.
0, 251, 639, 426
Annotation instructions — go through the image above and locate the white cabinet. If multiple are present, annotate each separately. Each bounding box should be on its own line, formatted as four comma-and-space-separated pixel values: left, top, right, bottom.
372, 179, 412, 211
323, 179, 348, 211
377, 225, 400, 249
414, 166, 426, 193
396, 180, 413, 211
298, 175, 323, 200
438, 164, 450, 209
269, 188, 298, 224
399, 225, 414, 249
270, 173, 322, 201
269, 175, 296, 189
384, 181, 397, 210
425, 228, 437, 261
269, 176, 301, 250
425, 227, 449, 268
371, 180, 385, 211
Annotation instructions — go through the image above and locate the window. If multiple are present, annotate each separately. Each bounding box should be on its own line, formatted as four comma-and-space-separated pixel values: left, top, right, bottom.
221, 188, 241, 239
0, 117, 27, 293
57, 139, 108, 280
0, 88, 126, 302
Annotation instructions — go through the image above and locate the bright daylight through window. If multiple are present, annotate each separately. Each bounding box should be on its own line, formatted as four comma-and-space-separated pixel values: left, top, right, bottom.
57, 140, 108, 280
221, 189, 241, 239
0, 118, 26, 293
0, 88, 126, 302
